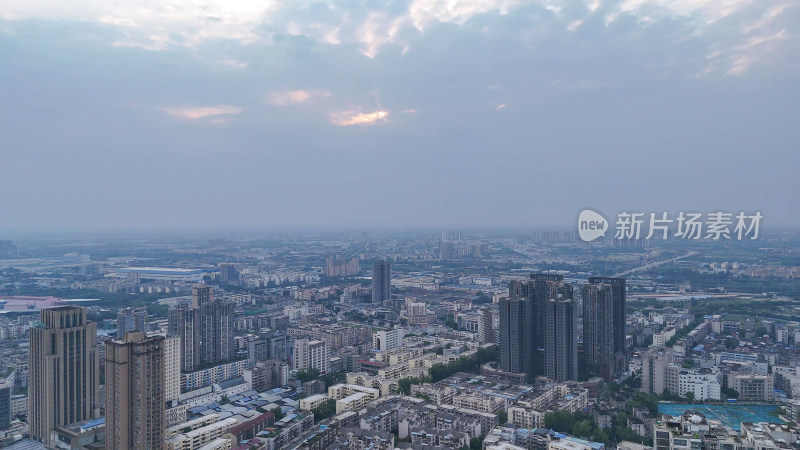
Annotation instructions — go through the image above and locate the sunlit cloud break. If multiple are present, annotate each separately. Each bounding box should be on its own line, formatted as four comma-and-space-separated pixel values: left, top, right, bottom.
160, 105, 243, 120
329, 110, 389, 126
269, 90, 330, 106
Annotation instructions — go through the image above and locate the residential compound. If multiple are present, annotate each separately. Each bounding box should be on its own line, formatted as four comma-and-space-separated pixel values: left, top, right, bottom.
499, 275, 626, 383
641, 316, 783, 403
653, 411, 800, 450
642, 348, 723, 401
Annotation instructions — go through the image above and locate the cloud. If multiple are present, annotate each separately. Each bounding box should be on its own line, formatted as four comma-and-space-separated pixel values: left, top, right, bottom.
269, 90, 330, 106
496, 103, 507, 110
727, 28, 788, 75
160, 105, 243, 120
1, 1, 799, 232
567, 19, 583, 31
329, 110, 389, 126
2, 0, 797, 78
217, 59, 248, 69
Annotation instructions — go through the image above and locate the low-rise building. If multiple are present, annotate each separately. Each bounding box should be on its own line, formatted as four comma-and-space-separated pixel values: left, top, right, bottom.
300, 393, 329, 411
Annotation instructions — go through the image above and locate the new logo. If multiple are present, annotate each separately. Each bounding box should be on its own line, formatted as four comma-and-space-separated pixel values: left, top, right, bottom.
578, 209, 608, 242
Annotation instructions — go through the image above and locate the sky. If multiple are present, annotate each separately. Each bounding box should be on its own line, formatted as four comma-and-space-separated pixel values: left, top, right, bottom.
1, 0, 798, 233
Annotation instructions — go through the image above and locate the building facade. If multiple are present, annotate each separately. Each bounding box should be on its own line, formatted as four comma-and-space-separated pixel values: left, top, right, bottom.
588, 277, 626, 373
105, 332, 166, 450
293, 338, 329, 374
373, 329, 404, 352
117, 307, 147, 338
372, 261, 391, 304
582, 283, 616, 381
499, 293, 534, 379
28, 306, 99, 446
544, 285, 578, 382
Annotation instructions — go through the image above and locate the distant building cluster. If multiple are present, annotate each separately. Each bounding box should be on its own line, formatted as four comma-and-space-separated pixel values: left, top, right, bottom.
325, 257, 360, 277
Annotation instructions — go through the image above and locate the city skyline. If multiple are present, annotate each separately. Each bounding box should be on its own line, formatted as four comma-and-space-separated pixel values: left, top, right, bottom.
0, 0, 798, 446
0, 228, 796, 447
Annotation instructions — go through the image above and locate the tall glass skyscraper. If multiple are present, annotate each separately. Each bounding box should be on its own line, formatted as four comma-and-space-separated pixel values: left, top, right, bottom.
371, 260, 391, 303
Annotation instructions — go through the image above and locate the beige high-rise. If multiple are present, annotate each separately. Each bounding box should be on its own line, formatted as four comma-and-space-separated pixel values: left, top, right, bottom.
28, 306, 99, 446
105, 332, 166, 450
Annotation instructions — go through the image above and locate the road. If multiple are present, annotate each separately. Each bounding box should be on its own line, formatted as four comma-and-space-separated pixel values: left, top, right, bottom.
611, 250, 698, 278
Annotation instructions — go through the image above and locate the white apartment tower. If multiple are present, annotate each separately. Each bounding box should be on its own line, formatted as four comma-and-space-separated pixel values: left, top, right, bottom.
293, 338, 329, 374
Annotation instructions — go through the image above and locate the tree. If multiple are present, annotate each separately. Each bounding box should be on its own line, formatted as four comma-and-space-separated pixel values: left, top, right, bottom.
592, 428, 609, 444
473, 293, 492, 304
724, 338, 740, 350
572, 420, 593, 439
272, 406, 284, 421
445, 316, 458, 330
627, 392, 660, 416
497, 410, 508, 425
312, 399, 337, 422
685, 391, 695, 402
296, 368, 320, 383
320, 371, 346, 387
470, 437, 484, 450
398, 375, 430, 395
722, 387, 739, 399
545, 410, 576, 432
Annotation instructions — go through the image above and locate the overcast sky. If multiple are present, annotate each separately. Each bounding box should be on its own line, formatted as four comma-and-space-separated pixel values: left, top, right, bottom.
1, 0, 798, 233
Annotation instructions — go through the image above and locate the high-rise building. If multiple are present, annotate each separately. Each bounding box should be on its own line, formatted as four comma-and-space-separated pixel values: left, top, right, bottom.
116, 307, 147, 338
530, 274, 566, 376
168, 285, 234, 371
105, 332, 166, 450
373, 329, 404, 352
642, 348, 673, 395
245, 359, 288, 392
249, 337, 270, 364
29, 306, 99, 446
219, 263, 240, 285
324, 257, 360, 277
248, 332, 288, 365
499, 275, 568, 381
200, 299, 235, 364
588, 277, 627, 373
498, 293, 534, 379
167, 304, 200, 372
293, 338, 329, 374
543, 285, 578, 382
192, 284, 213, 308
480, 308, 494, 344
266, 332, 288, 361
438, 242, 458, 260
0, 382, 10, 430
163, 336, 181, 402
0, 240, 16, 258
371, 261, 391, 304
440, 231, 463, 241
582, 283, 616, 381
